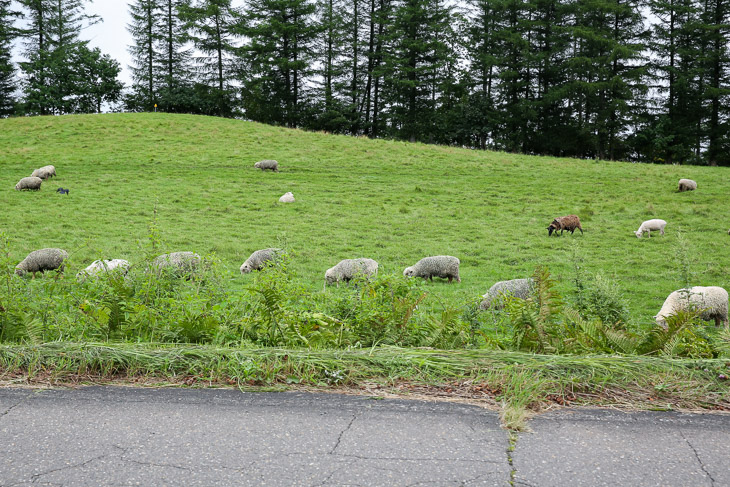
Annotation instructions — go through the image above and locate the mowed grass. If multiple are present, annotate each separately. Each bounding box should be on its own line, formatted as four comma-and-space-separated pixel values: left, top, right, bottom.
1, 113, 729, 326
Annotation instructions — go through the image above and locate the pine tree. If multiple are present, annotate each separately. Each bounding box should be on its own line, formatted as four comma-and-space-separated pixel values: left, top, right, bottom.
0, 0, 19, 116
566, 0, 648, 160
179, 0, 242, 116
700, 0, 730, 165
366, 0, 394, 137
379, 0, 453, 142
18, 0, 53, 114
156, 0, 193, 111
463, 0, 503, 149
491, 0, 532, 152
313, 0, 350, 131
649, 0, 703, 163
127, 0, 159, 111
18, 0, 105, 115
240, 0, 318, 127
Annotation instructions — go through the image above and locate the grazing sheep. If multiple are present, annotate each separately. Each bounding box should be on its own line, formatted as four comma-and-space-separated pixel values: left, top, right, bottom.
279, 192, 295, 203
15, 248, 68, 277
403, 256, 461, 283
480, 278, 534, 310
678, 179, 697, 192
634, 219, 667, 238
240, 248, 282, 274
31, 165, 56, 180
325, 258, 379, 286
77, 259, 130, 280
655, 286, 729, 329
254, 160, 279, 172
547, 215, 583, 236
15, 177, 43, 191
151, 251, 201, 276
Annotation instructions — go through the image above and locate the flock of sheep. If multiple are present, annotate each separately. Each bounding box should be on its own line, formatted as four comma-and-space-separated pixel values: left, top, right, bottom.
12, 161, 728, 331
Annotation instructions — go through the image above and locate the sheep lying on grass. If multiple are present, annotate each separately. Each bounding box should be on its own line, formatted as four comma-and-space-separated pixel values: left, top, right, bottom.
480, 278, 534, 310
547, 215, 583, 236
404, 256, 461, 283
325, 258, 379, 286
655, 286, 729, 329
31, 165, 56, 180
15, 248, 68, 277
678, 179, 697, 192
77, 259, 130, 280
240, 248, 282, 274
15, 177, 43, 191
279, 192, 295, 203
635, 219, 667, 238
254, 160, 279, 172
151, 252, 201, 276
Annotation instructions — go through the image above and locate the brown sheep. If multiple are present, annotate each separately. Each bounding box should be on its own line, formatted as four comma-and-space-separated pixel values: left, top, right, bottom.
547, 215, 583, 236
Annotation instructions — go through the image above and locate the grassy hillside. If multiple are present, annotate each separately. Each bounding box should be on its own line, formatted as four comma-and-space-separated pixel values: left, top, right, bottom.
1, 113, 729, 325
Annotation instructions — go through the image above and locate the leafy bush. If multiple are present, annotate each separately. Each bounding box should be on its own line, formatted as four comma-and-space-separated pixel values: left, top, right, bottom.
0, 233, 726, 359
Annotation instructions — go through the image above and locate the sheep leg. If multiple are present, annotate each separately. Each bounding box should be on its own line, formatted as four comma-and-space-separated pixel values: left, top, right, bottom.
579, 227, 583, 234
647, 229, 651, 238
448, 276, 453, 283
660, 228, 665, 236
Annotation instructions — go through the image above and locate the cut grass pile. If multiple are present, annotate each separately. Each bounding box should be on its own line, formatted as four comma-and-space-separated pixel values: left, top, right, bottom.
1, 113, 730, 324
1, 343, 728, 427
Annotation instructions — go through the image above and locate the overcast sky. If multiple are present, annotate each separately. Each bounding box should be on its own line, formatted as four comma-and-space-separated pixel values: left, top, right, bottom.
84, 2, 134, 84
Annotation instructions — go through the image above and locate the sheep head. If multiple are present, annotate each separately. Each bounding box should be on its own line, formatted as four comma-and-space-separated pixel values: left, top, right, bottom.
324, 268, 337, 285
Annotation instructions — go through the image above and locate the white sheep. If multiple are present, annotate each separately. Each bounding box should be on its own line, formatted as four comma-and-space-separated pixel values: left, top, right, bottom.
254, 160, 279, 172
678, 179, 697, 192
655, 286, 729, 329
480, 278, 534, 310
634, 219, 667, 238
77, 259, 130, 280
279, 192, 295, 203
31, 165, 56, 180
240, 248, 282, 274
15, 248, 68, 277
403, 256, 461, 283
325, 258, 379, 286
15, 177, 43, 191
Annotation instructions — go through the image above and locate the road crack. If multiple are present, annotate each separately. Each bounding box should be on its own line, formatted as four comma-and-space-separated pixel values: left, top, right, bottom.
30, 452, 111, 482
679, 430, 716, 486
506, 431, 518, 486
330, 414, 356, 454
0, 390, 40, 422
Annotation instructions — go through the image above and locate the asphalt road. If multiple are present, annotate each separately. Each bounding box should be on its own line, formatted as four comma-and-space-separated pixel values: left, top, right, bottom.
0, 387, 728, 486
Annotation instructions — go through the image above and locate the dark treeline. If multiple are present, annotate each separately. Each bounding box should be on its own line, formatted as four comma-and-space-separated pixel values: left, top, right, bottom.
1, 0, 729, 164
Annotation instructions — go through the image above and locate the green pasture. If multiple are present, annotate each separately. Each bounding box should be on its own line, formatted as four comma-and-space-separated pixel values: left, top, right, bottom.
1, 113, 728, 325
